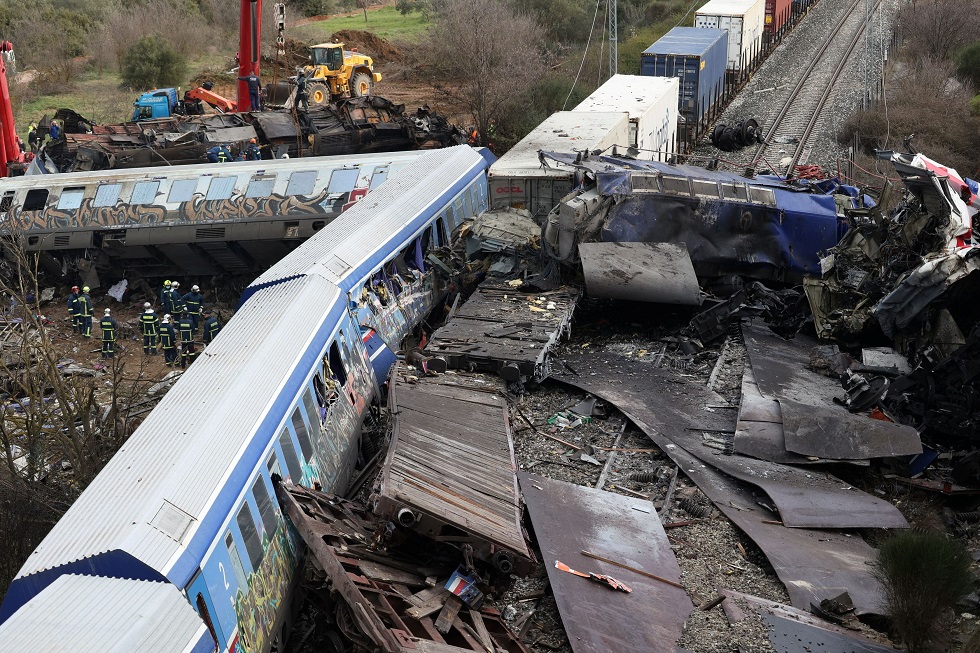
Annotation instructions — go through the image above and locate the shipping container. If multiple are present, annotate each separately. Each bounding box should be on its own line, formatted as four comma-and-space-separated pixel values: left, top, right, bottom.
488, 111, 630, 218
765, 0, 792, 36
640, 27, 728, 132
573, 75, 679, 162
695, 0, 766, 71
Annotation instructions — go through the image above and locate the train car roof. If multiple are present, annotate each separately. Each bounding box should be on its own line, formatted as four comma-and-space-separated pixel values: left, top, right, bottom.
0, 149, 428, 190
0, 274, 347, 621
246, 145, 492, 298
0, 575, 212, 653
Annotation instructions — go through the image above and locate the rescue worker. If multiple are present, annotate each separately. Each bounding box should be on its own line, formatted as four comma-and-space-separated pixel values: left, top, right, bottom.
238, 72, 262, 111
27, 122, 39, 152
166, 281, 184, 316
140, 302, 160, 354
202, 309, 222, 345
467, 126, 479, 146
159, 280, 172, 307
295, 72, 309, 112
182, 284, 204, 331
178, 311, 196, 368
77, 286, 93, 338
100, 309, 117, 359
159, 314, 178, 367
245, 138, 261, 161
68, 285, 81, 334
48, 120, 61, 142
206, 144, 233, 163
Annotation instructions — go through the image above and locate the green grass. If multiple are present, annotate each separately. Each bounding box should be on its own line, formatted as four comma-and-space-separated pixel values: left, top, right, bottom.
14, 71, 136, 138
291, 6, 430, 44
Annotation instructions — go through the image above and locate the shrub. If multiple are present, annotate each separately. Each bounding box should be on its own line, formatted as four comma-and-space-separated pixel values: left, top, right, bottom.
120, 34, 187, 90
872, 531, 974, 653
958, 41, 980, 89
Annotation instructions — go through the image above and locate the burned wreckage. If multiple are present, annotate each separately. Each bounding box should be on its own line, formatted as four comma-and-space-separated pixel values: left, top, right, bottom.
32, 97, 464, 174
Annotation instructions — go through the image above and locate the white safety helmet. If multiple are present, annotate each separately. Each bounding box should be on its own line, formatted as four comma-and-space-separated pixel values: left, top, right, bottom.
104, 308, 111, 315
192, 285, 200, 292
172, 282, 180, 289
162, 314, 171, 323
144, 302, 151, 309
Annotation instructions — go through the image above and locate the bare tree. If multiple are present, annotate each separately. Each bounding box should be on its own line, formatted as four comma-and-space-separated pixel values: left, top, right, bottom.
417, 0, 548, 141
899, 0, 980, 62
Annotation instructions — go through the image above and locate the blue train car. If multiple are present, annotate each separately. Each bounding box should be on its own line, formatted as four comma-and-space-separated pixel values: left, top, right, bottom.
641, 27, 729, 131
0, 145, 493, 653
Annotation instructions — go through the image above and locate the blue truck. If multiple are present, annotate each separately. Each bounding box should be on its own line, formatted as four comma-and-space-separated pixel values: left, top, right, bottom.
132, 87, 179, 121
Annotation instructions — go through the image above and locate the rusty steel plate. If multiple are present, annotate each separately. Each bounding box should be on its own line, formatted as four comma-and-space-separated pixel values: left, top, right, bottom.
554, 352, 908, 529
519, 472, 691, 653
578, 242, 702, 305
741, 323, 922, 460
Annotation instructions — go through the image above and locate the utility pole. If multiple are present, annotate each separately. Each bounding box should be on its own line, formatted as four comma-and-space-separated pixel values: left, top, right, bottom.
608, 0, 618, 77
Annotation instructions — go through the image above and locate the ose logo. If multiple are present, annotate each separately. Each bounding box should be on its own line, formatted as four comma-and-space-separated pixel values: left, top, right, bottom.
495, 186, 523, 194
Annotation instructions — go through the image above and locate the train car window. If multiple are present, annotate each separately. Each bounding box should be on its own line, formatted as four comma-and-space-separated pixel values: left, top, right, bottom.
454, 198, 466, 221
327, 168, 359, 194
235, 502, 264, 569
328, 342, 348, 387
285, 171, 318, 196
437, 220, 449, 249
277, 428, 302, 480
266, 452, 282, 478
23, 189, 48, 211
93, 184, 122, 207
0, 191, 13, 212
748, 187, 776, 206
721, 183, 749, 201
132, 181, 161, 205
302, 388, 322, 429
224, 532, 248, 588
168, 179, 199, 203
661, 176, 692, 196
195, 594, 219, 646
205, 176, 237, 201
246, 176, 276, 198
291, 408, 314, 461
56, 187, 86, 211
692, 180, 720, 198
251, 477, 279, 537
463, 190, 473, 218
370, 167, 389, 189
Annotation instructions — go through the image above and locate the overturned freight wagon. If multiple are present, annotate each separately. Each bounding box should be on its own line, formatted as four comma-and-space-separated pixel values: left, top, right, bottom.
695, 0, 766, 75
573, 75, 679, 162
641, 27, 729, 148
488, 111, 630, 219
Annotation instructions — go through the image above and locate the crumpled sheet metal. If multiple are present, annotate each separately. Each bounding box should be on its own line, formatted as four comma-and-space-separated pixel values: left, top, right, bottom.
554, 362, 886, 615
578, 241, 702, 305
555, 352, 908, 529
734, 365, 811, 465
874, 248, 980, 337
519, 472, 690, 653
742, 323, 922, 460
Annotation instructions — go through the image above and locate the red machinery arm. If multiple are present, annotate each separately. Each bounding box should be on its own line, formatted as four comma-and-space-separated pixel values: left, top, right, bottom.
0, 41, 24, 177
237, 0, 262, 111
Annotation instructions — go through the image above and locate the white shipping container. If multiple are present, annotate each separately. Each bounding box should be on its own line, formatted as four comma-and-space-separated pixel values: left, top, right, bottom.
695, 0, 765, 71
488, 111, 630, 218
574, 75, 679, 162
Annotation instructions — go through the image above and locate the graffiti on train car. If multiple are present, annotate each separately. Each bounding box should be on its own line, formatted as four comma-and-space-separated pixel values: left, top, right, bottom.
232, 526, 298, 653
5, 188, 366, 232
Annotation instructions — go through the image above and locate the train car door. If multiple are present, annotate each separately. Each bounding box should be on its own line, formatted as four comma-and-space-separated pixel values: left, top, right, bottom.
187, 571, 225, 652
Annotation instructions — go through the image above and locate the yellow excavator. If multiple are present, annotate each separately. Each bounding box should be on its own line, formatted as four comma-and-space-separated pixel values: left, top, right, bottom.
302, 42, 381, 107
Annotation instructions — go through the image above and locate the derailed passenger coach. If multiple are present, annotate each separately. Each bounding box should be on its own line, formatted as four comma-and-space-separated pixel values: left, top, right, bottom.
0, 145, 493, 653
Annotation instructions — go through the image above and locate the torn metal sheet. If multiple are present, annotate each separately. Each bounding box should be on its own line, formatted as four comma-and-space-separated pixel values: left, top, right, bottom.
378, 366, 532, 560
861, 347, 911, 375
553, 370, 885, 615
555, 352, 907, 529
518, 472, 690, 653
578, 242, 702, 305
720, 591, 900, 653
277, 483, 532, 653
734, 364, 812, 465
468, 208, 541, 253
425, 283, 579, 383
742, 323, 922, 460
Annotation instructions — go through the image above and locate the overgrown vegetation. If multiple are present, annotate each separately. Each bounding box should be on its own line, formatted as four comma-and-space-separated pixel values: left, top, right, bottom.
872, 531, 974, 653
121, 35, 188, 90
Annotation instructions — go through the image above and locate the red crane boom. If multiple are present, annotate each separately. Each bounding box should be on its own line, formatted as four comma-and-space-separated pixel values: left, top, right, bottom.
237, 0, 262, 111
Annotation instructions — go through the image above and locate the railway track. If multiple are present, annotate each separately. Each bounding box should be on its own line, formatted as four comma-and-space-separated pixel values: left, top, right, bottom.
752, 0, 882, 174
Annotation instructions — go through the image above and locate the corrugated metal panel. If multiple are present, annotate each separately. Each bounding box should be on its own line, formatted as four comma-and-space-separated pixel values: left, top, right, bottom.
12, 275, 341, 584
0, 575, 209, 653
640, 27, 729, 126
695, 0, 766, 70
248, 145, 488, 293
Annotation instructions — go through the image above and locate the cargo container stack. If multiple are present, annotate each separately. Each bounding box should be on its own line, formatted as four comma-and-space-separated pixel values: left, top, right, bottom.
764, 0, 792, 44
695, 0, 766, 84
640, 27, 728, 152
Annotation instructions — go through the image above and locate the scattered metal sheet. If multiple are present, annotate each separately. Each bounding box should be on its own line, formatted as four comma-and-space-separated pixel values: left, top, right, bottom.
720, 590, 900, 653
742, 322, 922, 460
578, 242, 702, 305
425, 282, 579, 383
861, 347, 912, 375
734, 364, 810, 465
519, 472, 691, 653
277, 483, 532, 653
555, 352, 907, 529
378, 366, 532, 560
